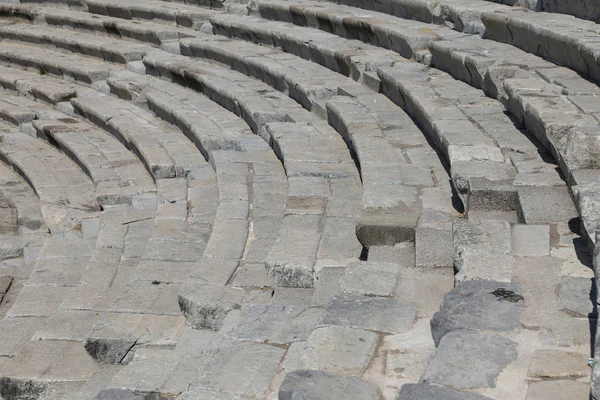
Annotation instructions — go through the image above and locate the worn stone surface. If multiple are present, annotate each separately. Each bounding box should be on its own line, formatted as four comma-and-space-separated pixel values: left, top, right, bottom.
430, 280, 524, 345
178, 284, 247, 330
279, 370, 381, 400
527, 349, 589, 379
321, 294, 416, 333
298, 326, 378, 376
420, 330, 518, 389
398, 383, 492, 399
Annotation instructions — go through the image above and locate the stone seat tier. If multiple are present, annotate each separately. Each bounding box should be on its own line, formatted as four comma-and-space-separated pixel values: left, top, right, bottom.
482, 0, 600, 22
0, 41, 121, 83
0, 23, 152, 64
174, 33, 455, 247
0, 88, 156, 207
206, 13, 571, 220
235, 1, 600, 244
71, 91, 207, 180
0, 2, 200, 45
141, 49, 363, 288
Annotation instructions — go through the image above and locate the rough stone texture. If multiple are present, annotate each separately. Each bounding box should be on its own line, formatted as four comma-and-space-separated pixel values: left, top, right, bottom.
527, 349, 589, 379
321, 294, 416, 333
558, 276, 596, 317
398, 383, 492, 400
298, 326, 378, 376
420, 330, 518, 389
339, 261, 399, 297
526, 380, 591, 400
430, 280, 524, 346
279, 370, 381, 400
178, 284, 247, 330
227, 304, 320, 344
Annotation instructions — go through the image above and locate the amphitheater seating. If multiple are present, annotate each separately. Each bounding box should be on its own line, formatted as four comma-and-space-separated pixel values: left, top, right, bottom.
0, 0, 596, 399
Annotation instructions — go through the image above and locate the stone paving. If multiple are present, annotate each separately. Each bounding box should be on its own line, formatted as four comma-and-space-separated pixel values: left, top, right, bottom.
0, 0, 597, 399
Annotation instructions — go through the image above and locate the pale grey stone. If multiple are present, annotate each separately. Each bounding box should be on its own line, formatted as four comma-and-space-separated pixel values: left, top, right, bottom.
431, 280, 524, 346
279, 370, 381, 400
299, 326, 378, 376
339, 261, 399, 297
321, 294, 416, 333
558, 276, 596, 317
227, 304, 320, 344
512, 224, 549, 257
526, 380, 591, 400
527, 349, 589, 379
420, 330, 518, 389
179, 284, 247, 330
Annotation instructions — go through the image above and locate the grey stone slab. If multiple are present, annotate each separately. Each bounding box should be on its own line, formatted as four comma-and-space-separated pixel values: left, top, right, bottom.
179, 283, 247, 331
320, 294, 416, 333
512, 224, 550, 257
540, 313, 593, 347
184, 341, 284, 398
517, 186, 578, 225
299, 326, 378, 376
227, 304, 320, 345
420, 330, 518, 389
527, 349, 589, 379
339, 261, 399, 297
526, 380, 591, 400
430, 280, 524, 346
398, 384, 492, 400
559, 276, 596, 317
279, 370, 381, 400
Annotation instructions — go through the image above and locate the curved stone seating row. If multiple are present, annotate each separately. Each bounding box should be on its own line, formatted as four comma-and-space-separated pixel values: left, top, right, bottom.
0, 41, 121, 84
483, 0, 600, 22
0, 64, 81, 104
141, 50, 363, 288
0, 23, 152, 64
206, 12, 569, 216
0, 88, 156, 207
72, 91, 206, 180
243, 0, 600, 245
0, 3, 199, 45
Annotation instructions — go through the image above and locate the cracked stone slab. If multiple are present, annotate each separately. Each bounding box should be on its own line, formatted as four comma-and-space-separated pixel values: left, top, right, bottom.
226, 304, 321, 345
298, 326, 378, 376
420, 330, 518, 390
279, 370, 381, 400
430, 280, 524, 346
320, 294, 416, 333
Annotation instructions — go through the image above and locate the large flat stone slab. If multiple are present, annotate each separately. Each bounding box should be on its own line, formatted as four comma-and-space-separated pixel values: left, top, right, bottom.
178, 283, 247, 330
320, 294, 416, 333
420, 330, 518, 389
430, 280, 524, 346
298, 326, 378, 376
226, 304, 321, 345
279, 370, 381, 400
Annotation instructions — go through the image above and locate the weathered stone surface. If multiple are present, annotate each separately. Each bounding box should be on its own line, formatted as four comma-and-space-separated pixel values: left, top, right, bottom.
178, 284, 247, 330
526, 380, 591, 400
339, 261, 399, 297
430, 280, 524, 346
558, 276, 597, 317
528, 349, 589, 379
398, 383, 492, 399
420, 330, 518, 389
321, 294, 416, 333
227, 304, 320, 344
184, 342, 284, 398
298, 326, 378, 376
279, 370, 381, 400
512, 224, 549, 257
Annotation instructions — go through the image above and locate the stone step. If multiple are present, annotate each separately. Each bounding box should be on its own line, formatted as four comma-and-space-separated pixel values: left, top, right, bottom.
0, 41, 121, 83
482, 0, 600, 22
71, 91, 207, 180
0, 23, 152, 64
7, 3, 199, 45
0, 89, 157, 206
0, 161, 47, 237
84, 0, 219, 29
0, 128, 99, 232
